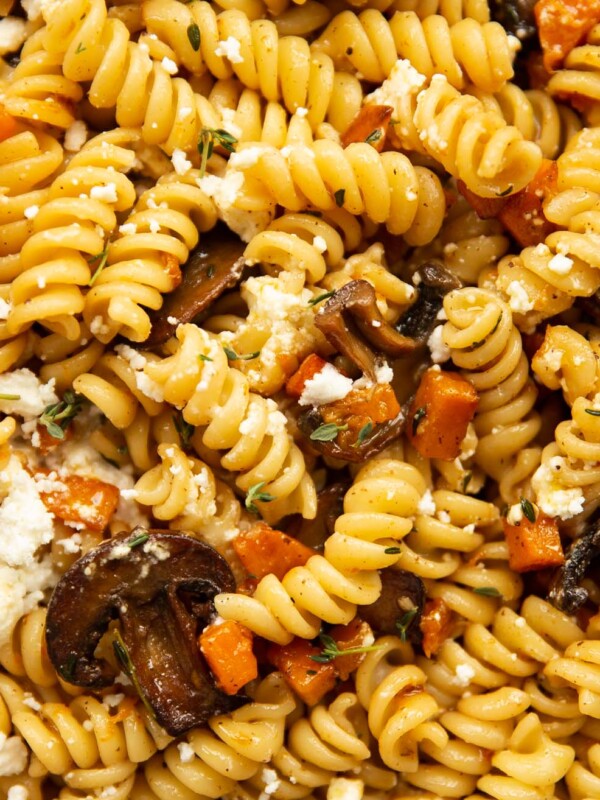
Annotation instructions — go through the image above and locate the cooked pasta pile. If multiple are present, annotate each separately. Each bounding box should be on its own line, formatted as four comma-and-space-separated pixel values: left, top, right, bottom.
0, 0, 599, 798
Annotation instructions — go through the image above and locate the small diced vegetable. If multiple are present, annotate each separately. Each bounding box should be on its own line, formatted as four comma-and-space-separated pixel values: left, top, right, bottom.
320, 383, 401, 451
498, 160, 558, 247
503, 512, 565, 573
36, 424, 74, 455
39, 474, 120, 532
407, 369, 478, 461
420, 598, 454, 658
267, 638, 337, 705
328, 618, 374, 680
341, 105, 394, 152
457, 180, 510, 219
199, 620, 258, 695
232, 523, 316, 581
535, 0, 600, 72
286, 354, 328, 398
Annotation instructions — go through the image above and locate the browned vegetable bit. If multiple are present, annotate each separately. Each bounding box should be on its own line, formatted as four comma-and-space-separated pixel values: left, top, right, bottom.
147, 224, 246, 345
548, 518, 600, 613
45, 528, 246, 735
359, 568, 425, 644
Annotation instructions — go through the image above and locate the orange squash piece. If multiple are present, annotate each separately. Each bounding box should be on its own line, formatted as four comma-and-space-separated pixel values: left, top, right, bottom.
420, 598, 454, 658
498, 160, 559, 247
329, 618, 374, 680
341, 105, 394, 152
406, 369, 478, 461
535, 0, 600, 72
232, 523, 316, 581
267, 638, 337, 706
199, 620, 258, 695
503, 512, 565, 573
285, 353, 328, 398
38, 474, 120, 531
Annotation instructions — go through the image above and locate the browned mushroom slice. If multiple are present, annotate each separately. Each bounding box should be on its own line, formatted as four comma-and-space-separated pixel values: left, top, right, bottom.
359, 568, 425, 644
298, 404, 406, 464
45, 529, 246, 735
314, 264, 459, 380
147, 224, 246, 345
548, 519, 600, 613
286, 481, 350, 550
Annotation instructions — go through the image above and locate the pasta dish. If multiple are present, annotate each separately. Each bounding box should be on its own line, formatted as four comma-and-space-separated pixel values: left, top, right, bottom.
0, 0, 598, 798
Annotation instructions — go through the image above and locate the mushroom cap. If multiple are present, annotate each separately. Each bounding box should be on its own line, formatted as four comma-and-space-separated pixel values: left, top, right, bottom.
45, 529, 246, 735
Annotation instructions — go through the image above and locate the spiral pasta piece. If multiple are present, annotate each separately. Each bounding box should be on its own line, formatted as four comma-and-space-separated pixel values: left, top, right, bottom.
216, 458, 426, 642
312, 9, 514, 92
566, 741, 600, 800
442, 288, 542, 496
370, 0, 490, 23
34, 327, 105, 394
547, 23, 600, 112
134, 322, 316, 521
143, 673, 296, 800
241, 692, 371, 799
355, 635, 446, 772
545, 639, 600, 719
5, 129, 138, 341
142, 0, 364, 133
213, 138, 446, 242
0, 608, 59, 689
83, 169, 217, 343
531, 324, 600, 407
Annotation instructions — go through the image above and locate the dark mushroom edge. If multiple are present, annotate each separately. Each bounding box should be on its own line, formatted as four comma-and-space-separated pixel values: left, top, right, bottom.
360, 568, 425, 644
548, 518, 600, 614
45, 528, 247, 736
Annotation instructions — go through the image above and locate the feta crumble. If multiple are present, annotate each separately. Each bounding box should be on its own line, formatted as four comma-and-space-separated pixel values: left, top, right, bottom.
298, 363, 353, 407
215, 36, 244, 64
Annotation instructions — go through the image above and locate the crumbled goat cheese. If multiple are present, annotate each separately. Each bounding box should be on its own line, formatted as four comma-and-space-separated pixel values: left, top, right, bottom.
0, 368, 57, 419
171, 148, 192, 176
102, 693, 125, 709
427, 325, 451, 364
64, 120, 87, 152
115, 344, 164, 402
23, 205, 39, 220
295, 107, 308, 117
0, 555, 56, 651
548, 253, 573, 275
90, 183, 118, 203
0, 456, 55, 567
22, 0, 42, 20
366, 59, 426, 122
327, 778, 364, 800
22, 695, 41, 711
177, 742, 195, 763
161, 56, 178, 75
56, 533, 82, 554
506, 503, 524, 525
312, 235, 327, 254
0, 18, 27, 55
119, 222, 137, 235
506, 280, 534, 314
7, 786, 28, 800
261, 768, 281, 796
418, 489, 436, 516
374, 361, 394, 384
454, 663, 476, 686
298, 363, 353, 407
215, 36, 244, 63
531, 463, 585, 520
229, 147, 264, 170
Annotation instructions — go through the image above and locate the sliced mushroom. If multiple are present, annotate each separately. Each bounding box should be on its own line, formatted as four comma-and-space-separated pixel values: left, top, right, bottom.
298, 404, 406, 463
45, 529, 246, 735
147, 224, 246, 345
491, 0, 537, 40
548, 519, 600, 613
315, 264, 459, 380
359, 568, 425, 644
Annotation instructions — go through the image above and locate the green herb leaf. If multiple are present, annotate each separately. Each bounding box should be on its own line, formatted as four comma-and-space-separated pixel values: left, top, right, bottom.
187, 22, 200, 51
308, 290, 335, 307
310, 422, 348, 442
198, 353, 213, 362
88, 246, 110, 286
395, 608, 418, 642
384, 546, 401, 554
305, 669, 317, 676
112, 630, 156, 720
197, 129, 237, 178
466, 313, 502, 351
495, 185, 514, 197
245, 481, 276, 514
75, 41, 86, 54
585, 408, 600, 416
128, 532, 149, 549
473, 586, 503, 598
0, 393, 21, 401
173, 413, 194, 449
412, 406, 426, 435
334, 188, 345, 207
365, 129, 382, 144
309, 632, 384, 663
520, 496, 536, 523
355, 421, 373, 446
39, 391, 85, 440
60, 653, 77, 682
223, 347, 260, 361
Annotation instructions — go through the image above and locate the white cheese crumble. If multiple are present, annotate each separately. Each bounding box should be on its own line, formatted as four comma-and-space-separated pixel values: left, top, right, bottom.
177, 742, 195, 763
312, 235, 327, 254
90, 183, 118, 203
295, 107, 308, 117
327, 778, 364, 800
0, 368, 57, 419
197, 171, 273, 242
506, 503, 524, 525
506, 280, 534, 314
23, 205, 39, 220
215, 36, 244, 63
115, 344, 164, 402
0, 731, 28, 777
548, 253, 573, 275
161, 56, 178, 75
0, 18, 27, 55
418, 489, 436, 516
261, 768, 281, 796
427, 325, 451, 364
102, 693, 125, 709
22, 0, 42, 20
453, 663, 476, 686
119, 222, 137, 235
366, 59, 426, 122
0, 555, 56, 652
7, 786, 28, 800
531, 463, 585, 520
298, 363, 353, 407
229, 147, 264, 170
171, 148, 192, 176
64, 120, 87, 152
374, 361, 393, 384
